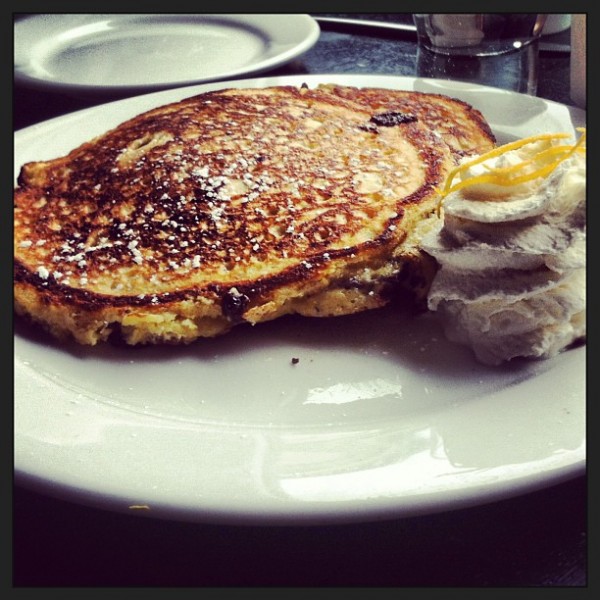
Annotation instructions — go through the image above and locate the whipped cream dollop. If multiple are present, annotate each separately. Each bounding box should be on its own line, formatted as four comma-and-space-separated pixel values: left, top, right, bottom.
421, 131, 586, 366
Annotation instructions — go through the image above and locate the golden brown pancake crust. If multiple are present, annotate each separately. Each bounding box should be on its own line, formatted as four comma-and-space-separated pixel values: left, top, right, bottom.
14, 85, 495, 345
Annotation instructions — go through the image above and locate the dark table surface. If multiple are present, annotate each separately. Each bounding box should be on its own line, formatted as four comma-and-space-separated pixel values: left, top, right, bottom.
12, 14, 587, 588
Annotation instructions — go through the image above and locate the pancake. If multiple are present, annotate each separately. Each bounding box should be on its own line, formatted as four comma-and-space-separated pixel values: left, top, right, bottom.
14, 84, 495, 345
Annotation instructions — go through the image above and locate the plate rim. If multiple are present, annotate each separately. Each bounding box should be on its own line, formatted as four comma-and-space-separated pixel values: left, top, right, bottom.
14, 460, 586, 526
14, 74, 586, 525
14, 73, 587, 138
14, 13, 321, 93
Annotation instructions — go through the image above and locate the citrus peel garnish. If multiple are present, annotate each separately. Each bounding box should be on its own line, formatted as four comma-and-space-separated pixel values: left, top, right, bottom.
438, 129, 586, 203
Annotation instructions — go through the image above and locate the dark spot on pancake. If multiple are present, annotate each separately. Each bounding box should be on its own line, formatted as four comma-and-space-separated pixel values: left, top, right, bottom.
221, 288, 250, 322
370, 112, 418, 127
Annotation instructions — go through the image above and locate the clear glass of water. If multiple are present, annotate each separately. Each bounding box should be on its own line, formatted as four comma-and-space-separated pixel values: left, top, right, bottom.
413, 14, 547, 57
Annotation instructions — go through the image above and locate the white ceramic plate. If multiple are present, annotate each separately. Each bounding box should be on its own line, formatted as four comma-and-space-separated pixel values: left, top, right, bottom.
14, 75, 586, 525
14, 14, 320, 94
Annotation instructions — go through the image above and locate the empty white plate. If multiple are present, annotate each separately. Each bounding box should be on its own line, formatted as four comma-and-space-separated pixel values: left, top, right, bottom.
14, 14, 320, 94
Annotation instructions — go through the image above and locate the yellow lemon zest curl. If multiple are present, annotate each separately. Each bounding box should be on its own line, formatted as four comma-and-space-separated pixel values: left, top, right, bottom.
435, 129, 586, 216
